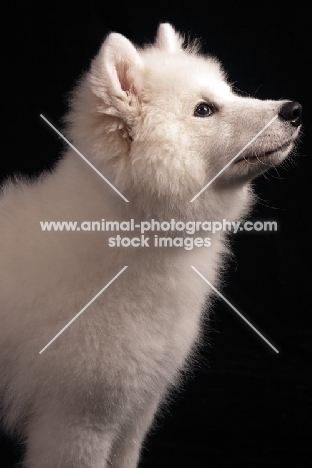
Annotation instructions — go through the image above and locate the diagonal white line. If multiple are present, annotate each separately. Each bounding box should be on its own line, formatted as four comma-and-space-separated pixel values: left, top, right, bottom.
39, 266, 128, 354
190, 115, 279, 202
191, 266, 279, 353
40, 114, 129, 202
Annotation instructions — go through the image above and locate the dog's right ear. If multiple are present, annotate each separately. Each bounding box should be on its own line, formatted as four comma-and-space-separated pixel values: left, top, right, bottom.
155, 23, 184, 52
89, 33, 143, 117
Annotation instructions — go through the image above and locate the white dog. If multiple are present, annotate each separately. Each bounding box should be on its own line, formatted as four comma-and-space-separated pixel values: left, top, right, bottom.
0, 24, 301, 467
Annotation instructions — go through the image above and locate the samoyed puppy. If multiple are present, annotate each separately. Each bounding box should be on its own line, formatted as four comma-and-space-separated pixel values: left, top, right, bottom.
0, 24, 301, 467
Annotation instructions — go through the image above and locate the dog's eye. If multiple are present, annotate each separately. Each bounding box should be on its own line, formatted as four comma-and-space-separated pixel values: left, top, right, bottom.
194, 102, 215, 117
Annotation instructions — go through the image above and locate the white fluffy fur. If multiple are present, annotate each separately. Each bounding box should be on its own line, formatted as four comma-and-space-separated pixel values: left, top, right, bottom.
0, 24, 300, 467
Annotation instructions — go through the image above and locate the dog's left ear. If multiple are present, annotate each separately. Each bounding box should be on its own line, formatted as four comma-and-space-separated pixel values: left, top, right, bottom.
90, 32, 143, 116
155, 23, 184, 52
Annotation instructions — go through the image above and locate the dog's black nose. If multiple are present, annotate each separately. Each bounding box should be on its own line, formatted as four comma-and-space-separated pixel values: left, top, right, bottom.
278, 101, 302, 127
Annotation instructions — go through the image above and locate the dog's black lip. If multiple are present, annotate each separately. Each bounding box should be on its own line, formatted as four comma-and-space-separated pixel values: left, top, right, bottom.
235, 141, 292, 163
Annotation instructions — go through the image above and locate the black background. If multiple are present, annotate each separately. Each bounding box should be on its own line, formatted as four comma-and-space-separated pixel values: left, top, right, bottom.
1, 2, 311, 467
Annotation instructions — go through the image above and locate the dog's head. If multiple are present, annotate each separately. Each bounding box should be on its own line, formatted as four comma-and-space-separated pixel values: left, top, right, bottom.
66, 24, 301, 217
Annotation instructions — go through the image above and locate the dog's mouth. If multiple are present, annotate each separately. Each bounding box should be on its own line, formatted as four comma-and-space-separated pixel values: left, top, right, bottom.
234, 141, 292, 164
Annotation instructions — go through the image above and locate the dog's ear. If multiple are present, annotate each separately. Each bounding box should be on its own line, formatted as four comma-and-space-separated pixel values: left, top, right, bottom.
89, 33, 143, 116
155, 23, 184, 52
